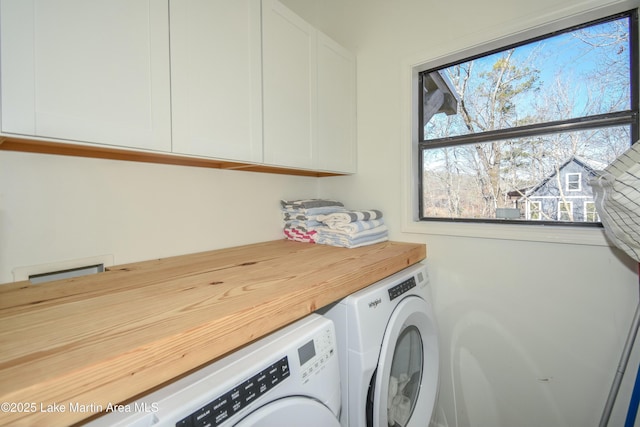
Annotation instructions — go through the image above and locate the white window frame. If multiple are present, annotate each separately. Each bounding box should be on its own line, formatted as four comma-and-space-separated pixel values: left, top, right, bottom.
401, 0, 639, 246
585, 201, 600, 222
528, 201, 542, 220
558, 201, 573, 221
566, 173, 582, 191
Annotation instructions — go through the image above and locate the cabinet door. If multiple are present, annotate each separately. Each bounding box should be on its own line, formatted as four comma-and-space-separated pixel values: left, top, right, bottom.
0, 0, 171, 152
262, 0, 316, 169
317, 32, 357, 173
170, 0, 262, 163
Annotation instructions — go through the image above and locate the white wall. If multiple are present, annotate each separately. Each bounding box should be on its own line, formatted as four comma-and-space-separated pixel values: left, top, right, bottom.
282, 0, 640, 425
0, 150, 318, 283
424, 235, 639, 427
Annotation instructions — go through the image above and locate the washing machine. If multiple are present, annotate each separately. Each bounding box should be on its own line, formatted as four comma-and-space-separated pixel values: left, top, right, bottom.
84, 313, 341, 427
319, 262, 439, 427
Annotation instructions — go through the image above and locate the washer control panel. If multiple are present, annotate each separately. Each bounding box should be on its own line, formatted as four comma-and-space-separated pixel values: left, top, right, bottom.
176, 357, 290, 427
388, 276, 416, 301
175, 324, 336, 427
298, 326, 336, 384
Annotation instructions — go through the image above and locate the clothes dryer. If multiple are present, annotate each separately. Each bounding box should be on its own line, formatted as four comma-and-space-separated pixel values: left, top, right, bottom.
85, 314, 341, 427
319, 262, 439, 427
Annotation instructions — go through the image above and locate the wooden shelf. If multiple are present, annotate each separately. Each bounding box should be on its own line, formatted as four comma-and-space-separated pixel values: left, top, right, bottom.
0, 136, 344, 177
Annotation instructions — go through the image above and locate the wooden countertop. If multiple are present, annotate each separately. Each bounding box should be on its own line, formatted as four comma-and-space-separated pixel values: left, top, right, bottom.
0, 239, 425, 426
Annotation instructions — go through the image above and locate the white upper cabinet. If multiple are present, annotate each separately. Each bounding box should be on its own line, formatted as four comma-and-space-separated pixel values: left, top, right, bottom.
317, 32, 357, 173
0, 0, 172, 152
0, 0, 355, 173
262, 0, 356, 173
170, 0, 263, 163
262, 0, 316, 170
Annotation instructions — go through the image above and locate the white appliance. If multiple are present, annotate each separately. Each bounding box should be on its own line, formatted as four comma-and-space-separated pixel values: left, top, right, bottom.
319, 263, 439, 427
84, 314, 341, 427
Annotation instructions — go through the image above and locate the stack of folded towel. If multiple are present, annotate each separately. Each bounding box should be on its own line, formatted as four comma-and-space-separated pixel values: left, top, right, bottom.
280, 199, 346, 243
281, 199, 388, 248
315, 209, 388, 248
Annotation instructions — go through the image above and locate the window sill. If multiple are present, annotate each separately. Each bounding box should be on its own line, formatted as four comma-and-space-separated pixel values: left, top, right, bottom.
401, 218, 611, 246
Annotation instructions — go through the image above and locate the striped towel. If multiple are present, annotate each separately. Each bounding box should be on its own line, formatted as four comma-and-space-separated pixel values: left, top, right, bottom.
316, 225, 388, 248
317, 234, 388, 248
322, 218, 385, 234
317, 209, 383, 227
589, 142, 640, 262
280, 199, 344, 210
284, 221, 320, 234
282, 205, 346, 219
282, 217, 323, 229
284, 228, 318, 243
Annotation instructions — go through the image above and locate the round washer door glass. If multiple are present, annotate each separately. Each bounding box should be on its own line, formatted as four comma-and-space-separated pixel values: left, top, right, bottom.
370, 296, 437, 427
388, 325, 422, 426
235, 396, 341, 427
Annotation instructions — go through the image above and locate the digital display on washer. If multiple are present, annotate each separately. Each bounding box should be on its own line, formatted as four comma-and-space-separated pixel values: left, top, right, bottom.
298, 339, 316, 366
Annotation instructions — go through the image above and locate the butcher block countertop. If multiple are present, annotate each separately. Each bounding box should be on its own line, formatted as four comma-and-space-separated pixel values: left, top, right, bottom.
0, 239, 425, 426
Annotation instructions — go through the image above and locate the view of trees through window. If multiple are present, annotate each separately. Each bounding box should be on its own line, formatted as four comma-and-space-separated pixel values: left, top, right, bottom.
419, 11, 638, 224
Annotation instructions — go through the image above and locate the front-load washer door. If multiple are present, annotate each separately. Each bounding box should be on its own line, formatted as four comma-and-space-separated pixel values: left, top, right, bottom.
368, 296, 439, 427
235, 396, 341, 427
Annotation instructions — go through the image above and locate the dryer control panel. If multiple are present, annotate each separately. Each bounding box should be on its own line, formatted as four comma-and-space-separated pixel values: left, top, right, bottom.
298, 325, 336, 384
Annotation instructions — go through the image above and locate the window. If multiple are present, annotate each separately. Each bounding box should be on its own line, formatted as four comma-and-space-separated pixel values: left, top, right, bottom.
585, 201, 600, 222
418, 10, 638, 226
566, 173, 581, 191
528, 201, 542, 220
558, 202, 573, 221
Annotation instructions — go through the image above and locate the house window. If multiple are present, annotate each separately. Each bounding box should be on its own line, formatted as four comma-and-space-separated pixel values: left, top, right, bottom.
585, 201, 600, 222
528, 201, 542, 220
558, 202, 573, 221
566, 173, 581, 191
418, 9, 638, 226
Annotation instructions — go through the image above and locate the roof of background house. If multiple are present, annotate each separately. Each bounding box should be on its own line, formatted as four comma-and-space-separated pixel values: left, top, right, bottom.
517, 156, 600, 200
